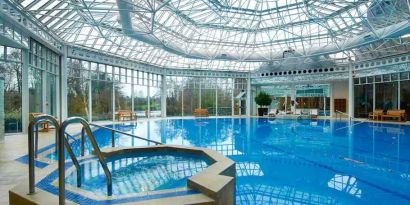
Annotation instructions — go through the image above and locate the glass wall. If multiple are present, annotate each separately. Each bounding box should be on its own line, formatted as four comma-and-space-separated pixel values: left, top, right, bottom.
354, 83, 373, 118
217, 79, 233, 116
375, 82, 398, 111
28, 68, 42, 113
28, 40, 59, 116
166, 76, 242, 116
150, 87, 161, 117
355, 71, 410, 119
67, 59, 89, 118
0, 46, 22, 133
166, 77, 183, 116
92, 80, 113, 121
401, 80, 410, 120
134, 85, 148, 118
67, 58, 162, 121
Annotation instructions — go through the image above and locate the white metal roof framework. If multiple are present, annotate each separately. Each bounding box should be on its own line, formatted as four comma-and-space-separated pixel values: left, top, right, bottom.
9, 0, 410, 71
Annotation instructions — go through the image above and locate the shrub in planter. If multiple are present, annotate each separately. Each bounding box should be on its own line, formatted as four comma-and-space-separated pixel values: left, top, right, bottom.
254, 92, 272, 116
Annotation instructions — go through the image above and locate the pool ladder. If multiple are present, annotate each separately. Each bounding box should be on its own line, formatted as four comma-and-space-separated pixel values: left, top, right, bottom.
28, 116, 162, 204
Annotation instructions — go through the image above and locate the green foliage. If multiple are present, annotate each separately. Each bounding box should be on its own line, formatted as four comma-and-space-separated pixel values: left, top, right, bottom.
254, 92, 272, 107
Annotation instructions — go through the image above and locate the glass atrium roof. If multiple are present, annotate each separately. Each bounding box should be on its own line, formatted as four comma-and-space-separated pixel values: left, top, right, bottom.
11, 0, 410, 70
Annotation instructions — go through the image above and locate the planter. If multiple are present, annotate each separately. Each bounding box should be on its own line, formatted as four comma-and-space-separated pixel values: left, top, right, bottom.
258, 108, 268, 116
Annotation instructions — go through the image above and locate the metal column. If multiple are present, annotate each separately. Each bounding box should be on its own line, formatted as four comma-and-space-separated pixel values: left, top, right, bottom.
161, 75, 167, 117
348, 64, 354, 118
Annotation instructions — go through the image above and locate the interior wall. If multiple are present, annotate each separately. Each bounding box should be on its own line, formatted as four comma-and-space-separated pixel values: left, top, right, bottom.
332, 80, 349, 115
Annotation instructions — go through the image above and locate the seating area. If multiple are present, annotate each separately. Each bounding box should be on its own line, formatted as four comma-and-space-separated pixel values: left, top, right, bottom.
368, 110, 406, 122
194, 109, 209, 117
115, 110, 135, 121
267, 108, 318, 120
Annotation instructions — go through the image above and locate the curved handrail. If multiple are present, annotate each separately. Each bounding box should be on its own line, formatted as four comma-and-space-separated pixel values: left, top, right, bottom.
335, 110, 357, 121
28, 115, 60, 194
58, 117, 112, 205
89, 123, 162, 145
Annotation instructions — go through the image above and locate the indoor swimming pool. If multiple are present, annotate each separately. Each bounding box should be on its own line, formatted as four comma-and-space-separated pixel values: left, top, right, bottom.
32, 118, 410, 204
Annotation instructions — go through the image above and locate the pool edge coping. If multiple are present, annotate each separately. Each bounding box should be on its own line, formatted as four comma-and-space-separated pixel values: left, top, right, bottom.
9, 145, 236, 205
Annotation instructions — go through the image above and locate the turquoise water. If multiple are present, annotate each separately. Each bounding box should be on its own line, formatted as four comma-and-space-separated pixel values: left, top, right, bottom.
65, 152, 210, 195
65, 118, 410, 204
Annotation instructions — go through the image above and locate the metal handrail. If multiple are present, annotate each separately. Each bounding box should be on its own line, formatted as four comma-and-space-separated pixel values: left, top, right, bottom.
59, 117, 113, 205
335, 110, 357, 121
28, 114, 60, 195
89, 123, 163, 145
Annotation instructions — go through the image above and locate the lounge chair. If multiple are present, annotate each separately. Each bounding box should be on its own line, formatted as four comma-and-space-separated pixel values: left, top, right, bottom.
310, 109, 318, 119
29, 113, 57, 132
295, 109, 302, 115
194, 108, 209, 117
116, 110, 134, 121
380, 110, 406, 122
368, 109, 383, 120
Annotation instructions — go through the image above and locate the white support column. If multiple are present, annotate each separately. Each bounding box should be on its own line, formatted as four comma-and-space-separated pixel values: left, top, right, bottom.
59, 46, 68, 121
372, 81, 376, 112
88, 79, 92, 122
41, 70, 47, 114
348, 64, 354, 118
112, 80, 115, 121
147, 74, 151, 118
215, 87, 218, 116
161, 75, 166, 117
398, 81, 401, 109
22, 49, 29, 133
199, 81, 202, 109
181, 85, 184, 117
131, 73, 134, 118
231, 79, 235, 116
329, 83, 334, 118
246, 76, 251, 116
290, 84, 296, 113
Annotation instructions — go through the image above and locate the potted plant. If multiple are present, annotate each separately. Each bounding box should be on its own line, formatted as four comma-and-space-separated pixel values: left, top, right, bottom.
254, 92, 272, 116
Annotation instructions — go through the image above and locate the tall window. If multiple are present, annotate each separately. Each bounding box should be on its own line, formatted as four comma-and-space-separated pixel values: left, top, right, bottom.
166, 76, 183, 116
134, 85, 147, 118
92, 80, 113, 121
150, 86, 161, 117
0, 46, 22, 133
400, 80, 410, 120
28, 39, 59, 116
375, 82, 398, 111
354, 84, 373, 118
67, 59, 89, 118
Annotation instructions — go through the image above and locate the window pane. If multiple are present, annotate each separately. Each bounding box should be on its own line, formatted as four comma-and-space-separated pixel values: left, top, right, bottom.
149, 87, 161, 117
68, 77, 89, 118
354, 84, 373, 118
375, 82, 398, 111
400, 80, 410, 120
115, 83, 132, 117
134, 85, 148, 118
0, 61, 22, 133
92, 80, 113, 121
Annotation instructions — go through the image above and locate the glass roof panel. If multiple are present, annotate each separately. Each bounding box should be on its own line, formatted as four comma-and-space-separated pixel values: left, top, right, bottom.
10, 0, 410, 70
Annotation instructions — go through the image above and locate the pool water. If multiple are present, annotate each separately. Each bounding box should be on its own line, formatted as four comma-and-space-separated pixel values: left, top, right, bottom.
65, 152, 210, 195
63, 118, 410, 204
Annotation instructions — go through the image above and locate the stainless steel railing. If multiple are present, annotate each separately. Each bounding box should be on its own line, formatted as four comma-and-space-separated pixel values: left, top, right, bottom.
28, 114, 60, 194
29, 117, 159, 204
335, 110, 357, 121
89, 123, 162, 146
59, 117, 113, 205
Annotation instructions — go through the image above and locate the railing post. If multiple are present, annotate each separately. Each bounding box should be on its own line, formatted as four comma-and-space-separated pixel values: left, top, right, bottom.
35, 124, 39, 158
111, 129, 115, 147
28, 124, 35, 194
81, 128, 85, 157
